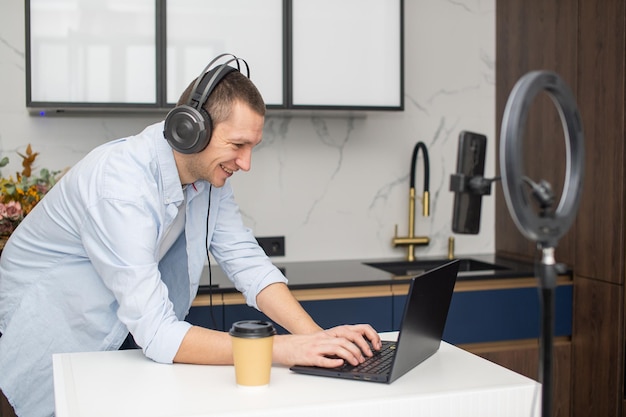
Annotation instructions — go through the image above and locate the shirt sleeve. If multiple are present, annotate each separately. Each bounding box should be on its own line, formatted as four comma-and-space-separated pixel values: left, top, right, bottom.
208, 183, 287, 310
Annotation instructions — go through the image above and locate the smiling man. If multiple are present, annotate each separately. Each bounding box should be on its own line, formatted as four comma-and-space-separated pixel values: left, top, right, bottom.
0, 55, 380, 417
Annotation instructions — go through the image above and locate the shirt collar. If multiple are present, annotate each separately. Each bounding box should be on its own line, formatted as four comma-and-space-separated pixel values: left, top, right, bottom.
153, 121, 185, 205
153, 121, 211, 204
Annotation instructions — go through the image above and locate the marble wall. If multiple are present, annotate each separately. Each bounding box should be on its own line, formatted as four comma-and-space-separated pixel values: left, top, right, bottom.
0, 0, 495, 262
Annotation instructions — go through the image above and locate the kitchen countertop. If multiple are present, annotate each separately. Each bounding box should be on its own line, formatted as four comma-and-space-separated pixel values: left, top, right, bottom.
53, 335, 541, 417
198, 254, 565, 295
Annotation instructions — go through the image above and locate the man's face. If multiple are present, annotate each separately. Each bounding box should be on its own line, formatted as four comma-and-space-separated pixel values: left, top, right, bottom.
189, 100, 264, 187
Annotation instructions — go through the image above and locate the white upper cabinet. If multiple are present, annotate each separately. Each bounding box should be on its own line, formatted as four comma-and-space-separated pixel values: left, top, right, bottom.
28, 0, 156, 106
165, 0, 284, 107
26, 0, 402, 112
291, 0, 402, 109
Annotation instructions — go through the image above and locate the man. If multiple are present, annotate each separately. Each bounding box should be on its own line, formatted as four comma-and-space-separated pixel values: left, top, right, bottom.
0, 55, 380, 417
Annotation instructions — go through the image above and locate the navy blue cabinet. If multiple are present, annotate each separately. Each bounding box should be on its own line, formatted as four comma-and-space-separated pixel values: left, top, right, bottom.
392, 283, 573, 344
219, 296, 393, 334
300, 297, 393, 332
188, 280, 573, 343
185, 305, 224, 331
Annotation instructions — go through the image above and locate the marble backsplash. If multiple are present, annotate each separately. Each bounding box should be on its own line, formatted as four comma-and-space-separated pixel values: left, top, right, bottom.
0, 0, 495, 262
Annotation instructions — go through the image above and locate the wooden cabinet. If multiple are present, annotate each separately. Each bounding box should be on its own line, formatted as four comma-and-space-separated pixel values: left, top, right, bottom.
494, 0, 578, 266
495, 0, 626, 415
572, 276, 623, 417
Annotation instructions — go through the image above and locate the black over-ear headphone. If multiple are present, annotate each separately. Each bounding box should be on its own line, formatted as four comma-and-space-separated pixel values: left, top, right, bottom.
164, 53, 250, 154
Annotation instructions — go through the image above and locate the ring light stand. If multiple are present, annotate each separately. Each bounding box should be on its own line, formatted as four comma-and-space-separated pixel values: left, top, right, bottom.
500, 71, 584, 417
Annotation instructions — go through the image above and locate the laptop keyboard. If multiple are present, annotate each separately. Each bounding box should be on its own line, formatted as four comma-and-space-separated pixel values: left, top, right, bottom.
341, 340, 396, 374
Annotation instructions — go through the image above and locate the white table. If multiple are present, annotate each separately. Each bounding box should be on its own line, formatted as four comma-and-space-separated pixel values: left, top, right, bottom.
53, 334, 540, 417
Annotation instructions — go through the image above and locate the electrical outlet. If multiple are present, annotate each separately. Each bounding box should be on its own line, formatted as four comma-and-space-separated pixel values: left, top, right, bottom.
256, 236, 285, 257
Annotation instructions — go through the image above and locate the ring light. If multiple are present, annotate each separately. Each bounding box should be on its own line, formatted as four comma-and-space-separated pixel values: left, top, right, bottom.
500, 71, 584, 249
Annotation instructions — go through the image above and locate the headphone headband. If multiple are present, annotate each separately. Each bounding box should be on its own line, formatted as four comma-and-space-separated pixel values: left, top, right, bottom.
189, 53, 250, 109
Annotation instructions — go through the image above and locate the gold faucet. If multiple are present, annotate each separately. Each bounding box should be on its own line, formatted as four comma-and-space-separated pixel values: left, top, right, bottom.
392, 142, 431, 261
448, 236, 455, 260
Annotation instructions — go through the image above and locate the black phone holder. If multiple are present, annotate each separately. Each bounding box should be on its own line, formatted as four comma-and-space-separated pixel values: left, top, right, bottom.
449, 172, 499, 196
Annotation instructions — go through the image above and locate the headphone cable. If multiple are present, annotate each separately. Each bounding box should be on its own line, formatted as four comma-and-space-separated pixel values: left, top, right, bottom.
205, 184, 218, 329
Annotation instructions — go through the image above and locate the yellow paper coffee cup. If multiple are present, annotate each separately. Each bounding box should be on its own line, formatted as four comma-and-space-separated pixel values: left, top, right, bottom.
229, 320, 276, 387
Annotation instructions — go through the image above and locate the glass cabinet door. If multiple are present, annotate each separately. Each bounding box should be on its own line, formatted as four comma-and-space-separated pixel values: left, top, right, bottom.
291, 0, 402, 109
166, 0, 284, 107
28, 0, 156, 105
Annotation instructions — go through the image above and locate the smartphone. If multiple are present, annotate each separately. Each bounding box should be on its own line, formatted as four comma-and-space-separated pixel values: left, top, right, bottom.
451, 131, 487, 234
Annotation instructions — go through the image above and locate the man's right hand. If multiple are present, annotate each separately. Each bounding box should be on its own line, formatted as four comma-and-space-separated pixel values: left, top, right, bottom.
273, 324, 381, 368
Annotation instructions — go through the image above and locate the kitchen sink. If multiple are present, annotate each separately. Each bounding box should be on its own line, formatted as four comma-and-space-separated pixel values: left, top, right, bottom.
363, 258, 509, 277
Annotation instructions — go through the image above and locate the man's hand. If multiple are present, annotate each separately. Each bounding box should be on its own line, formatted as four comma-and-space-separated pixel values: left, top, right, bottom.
273, 324, 381, 368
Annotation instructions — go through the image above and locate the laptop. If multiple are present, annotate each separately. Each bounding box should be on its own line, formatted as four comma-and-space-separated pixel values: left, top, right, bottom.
290, 259, 460, 383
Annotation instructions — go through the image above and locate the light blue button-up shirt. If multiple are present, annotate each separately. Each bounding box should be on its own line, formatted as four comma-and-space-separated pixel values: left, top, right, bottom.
0, 122, 286, 417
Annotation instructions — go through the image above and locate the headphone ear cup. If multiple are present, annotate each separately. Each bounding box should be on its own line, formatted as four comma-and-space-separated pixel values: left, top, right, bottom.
164, 104, 212, 154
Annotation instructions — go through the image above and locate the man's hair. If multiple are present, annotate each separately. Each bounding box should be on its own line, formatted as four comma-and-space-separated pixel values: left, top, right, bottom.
177, 70, 266, 125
